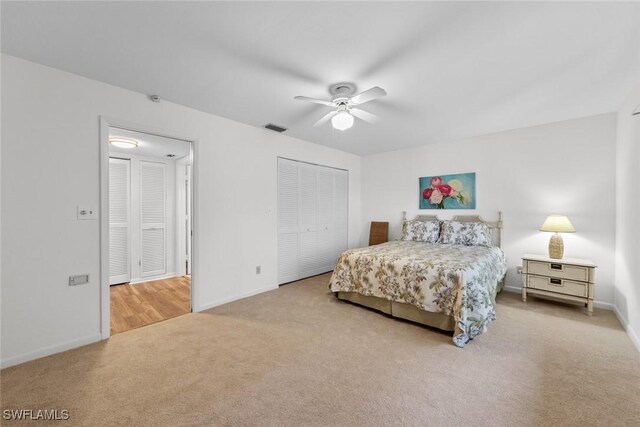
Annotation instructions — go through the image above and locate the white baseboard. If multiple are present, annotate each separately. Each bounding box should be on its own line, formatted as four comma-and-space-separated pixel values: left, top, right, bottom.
194, 284, 278, 312
127, 272, 178, 285
501, 285, 613, 310
613, 306, 640, 353
503, 285, 522, 294
1, 333, 102, 369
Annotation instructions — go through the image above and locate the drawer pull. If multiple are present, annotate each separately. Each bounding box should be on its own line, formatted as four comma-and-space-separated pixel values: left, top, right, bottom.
549, 278, 563, 286
550, 263, 564, 271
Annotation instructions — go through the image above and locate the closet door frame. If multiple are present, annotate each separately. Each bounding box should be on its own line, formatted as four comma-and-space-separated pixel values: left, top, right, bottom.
276, 157, 349, 285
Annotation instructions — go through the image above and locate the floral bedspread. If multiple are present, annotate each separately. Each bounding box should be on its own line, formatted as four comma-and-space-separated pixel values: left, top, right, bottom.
329, 241, 507, 347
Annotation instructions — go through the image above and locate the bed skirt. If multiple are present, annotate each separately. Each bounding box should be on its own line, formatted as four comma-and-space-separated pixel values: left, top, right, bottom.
335, 291, 456, 332
334, 279, 504, 333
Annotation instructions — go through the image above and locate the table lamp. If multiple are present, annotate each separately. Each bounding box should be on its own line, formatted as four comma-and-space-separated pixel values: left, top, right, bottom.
540, 215, 575, 259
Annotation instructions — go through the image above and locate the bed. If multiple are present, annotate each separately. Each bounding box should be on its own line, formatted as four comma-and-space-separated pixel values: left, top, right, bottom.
329, 212, 507, 347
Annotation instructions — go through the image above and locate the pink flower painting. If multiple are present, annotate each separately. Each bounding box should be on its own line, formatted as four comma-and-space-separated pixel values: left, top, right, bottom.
419, 173, 476, 209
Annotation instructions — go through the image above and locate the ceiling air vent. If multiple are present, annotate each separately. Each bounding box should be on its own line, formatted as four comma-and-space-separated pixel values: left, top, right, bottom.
264, 123, 288, 133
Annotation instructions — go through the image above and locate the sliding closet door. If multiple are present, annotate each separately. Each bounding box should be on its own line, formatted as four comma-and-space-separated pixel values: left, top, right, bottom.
140, 161, 166, 278
277, 159, 300, 284
109, 158, 131, 285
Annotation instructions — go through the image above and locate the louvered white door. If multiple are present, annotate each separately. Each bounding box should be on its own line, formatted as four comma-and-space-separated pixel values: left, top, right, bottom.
317, 169, 335, 273
278, 159, 300, 284
299, 164, 318, 278
333, 169, 349, 260
277, 159, 349, 285
109, 158, 131, 284
140, 161, 166, 278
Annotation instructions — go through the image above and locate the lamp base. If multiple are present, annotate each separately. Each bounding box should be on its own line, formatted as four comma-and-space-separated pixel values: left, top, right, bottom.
548, 233, 564, 259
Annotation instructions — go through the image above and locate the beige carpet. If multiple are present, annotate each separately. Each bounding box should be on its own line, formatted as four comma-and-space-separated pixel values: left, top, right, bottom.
2, 273, 639, 426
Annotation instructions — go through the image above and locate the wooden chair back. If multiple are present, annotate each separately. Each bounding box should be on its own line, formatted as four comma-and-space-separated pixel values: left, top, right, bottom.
369, 222, 389, 246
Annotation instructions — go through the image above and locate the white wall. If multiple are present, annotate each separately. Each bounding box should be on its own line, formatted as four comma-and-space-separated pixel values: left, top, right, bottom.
361, 114, 617, 305
615, 84, 640, 351
0, 55, 362, 367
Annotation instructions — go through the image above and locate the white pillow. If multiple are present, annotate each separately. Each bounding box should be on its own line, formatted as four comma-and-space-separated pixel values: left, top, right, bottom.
401, 220, 440, 243
439, 220, 492, 246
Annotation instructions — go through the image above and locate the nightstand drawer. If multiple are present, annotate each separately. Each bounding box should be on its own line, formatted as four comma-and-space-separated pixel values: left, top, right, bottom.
526, 275, 587, 297
526, 260, 590, 282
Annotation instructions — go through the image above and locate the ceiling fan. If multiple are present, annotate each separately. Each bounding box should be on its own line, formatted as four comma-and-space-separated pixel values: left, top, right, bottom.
294, 83, 387, 131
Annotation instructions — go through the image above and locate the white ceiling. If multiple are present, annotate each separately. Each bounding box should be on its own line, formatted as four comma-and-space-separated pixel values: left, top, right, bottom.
109, 127, 191, 160
3, 1, 639, 155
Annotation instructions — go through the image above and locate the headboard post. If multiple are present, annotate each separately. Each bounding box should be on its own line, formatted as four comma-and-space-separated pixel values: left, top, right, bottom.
497, 211, 503, 248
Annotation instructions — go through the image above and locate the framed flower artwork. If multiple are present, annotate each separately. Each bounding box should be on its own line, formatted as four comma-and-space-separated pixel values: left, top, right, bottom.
419, 172, 476, 209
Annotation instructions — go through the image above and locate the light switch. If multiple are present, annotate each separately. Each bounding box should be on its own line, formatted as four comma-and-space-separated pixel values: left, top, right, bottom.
69, 274, 89, 286
77, 206, 97, 220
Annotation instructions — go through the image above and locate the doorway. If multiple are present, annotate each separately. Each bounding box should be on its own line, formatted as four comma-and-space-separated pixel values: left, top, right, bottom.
103, 124, 194, 335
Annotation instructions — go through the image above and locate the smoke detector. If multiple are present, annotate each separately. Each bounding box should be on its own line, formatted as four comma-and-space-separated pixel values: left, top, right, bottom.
149, 95, 161, 103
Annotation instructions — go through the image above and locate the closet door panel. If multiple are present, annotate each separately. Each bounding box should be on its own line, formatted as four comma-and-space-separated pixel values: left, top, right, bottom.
278, 233, 299, 284
333, 170, 349, 260
278, 158, 300, 284
109, 158, 131, 284
317, 169, 335, 272
299, 231, 318, 278
299, 164, 317, 232
317, 229, 337, 273
140, 161, 166, 277
317, 170, 334, 228
278, 159, 299, 234
141, 227, 165, 274
298, 163, 318, 277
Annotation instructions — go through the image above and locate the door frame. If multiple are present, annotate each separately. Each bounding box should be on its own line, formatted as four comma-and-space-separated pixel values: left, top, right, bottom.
99, 116, 198, 339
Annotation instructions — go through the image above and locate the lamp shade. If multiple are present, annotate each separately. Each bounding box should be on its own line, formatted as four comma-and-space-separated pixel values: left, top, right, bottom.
539, 215, 575, 233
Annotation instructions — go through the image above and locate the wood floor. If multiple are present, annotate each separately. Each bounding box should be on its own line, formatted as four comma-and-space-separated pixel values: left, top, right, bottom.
110, 276, 191, 334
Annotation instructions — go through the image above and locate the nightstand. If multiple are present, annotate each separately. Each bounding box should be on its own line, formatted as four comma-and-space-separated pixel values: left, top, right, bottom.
521, 254, 596, 315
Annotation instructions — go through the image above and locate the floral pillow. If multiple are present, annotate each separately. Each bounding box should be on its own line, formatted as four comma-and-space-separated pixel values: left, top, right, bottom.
439, 220, 493, 246
401, 220, 440, 243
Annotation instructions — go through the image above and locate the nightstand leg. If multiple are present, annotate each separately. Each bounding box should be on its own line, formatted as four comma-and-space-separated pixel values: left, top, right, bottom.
522, 287, 527, 303
587, 300, 593, 316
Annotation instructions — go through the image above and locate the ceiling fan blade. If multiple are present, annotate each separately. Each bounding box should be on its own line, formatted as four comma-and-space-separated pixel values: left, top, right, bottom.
350, 108, 379, 124
313, 110, 337, 127
349, 86, 387, 105
294, 96, 335, 107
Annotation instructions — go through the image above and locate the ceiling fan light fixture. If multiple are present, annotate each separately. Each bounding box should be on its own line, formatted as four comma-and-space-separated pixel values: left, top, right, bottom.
109, 137, 139, 149
331, 111, 354, 131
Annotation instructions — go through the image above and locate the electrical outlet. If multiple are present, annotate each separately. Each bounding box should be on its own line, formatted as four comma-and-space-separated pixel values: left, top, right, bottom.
77, 206, 97, 220
256, 266, 261, 275
69, 274, 89, 286
517, 266, 523, 274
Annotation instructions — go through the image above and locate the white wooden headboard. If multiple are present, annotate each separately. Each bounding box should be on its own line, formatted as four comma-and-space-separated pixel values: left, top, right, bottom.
402, 211, 504, 248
